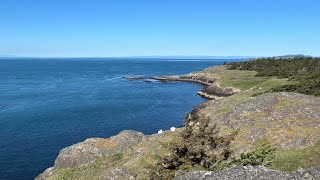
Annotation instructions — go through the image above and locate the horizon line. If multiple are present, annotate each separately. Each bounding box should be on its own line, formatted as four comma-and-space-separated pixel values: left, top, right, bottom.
0, 55, 265, 59
0, 54, 317, 59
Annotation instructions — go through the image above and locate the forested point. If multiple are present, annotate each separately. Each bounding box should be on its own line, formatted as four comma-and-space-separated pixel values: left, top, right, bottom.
226, 57, 320, 96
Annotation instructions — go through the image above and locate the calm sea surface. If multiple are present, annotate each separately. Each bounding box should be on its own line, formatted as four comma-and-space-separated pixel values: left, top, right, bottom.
0, 58, 238, 179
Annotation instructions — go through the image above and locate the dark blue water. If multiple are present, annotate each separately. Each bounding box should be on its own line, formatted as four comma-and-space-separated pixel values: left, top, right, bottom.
0, 58, 235, 179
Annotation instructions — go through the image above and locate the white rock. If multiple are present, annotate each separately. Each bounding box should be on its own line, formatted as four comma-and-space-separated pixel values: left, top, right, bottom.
158, 129, 163, 134
170, 127, 176, 132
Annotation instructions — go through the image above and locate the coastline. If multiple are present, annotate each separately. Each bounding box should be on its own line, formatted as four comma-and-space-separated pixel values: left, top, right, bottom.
151, 66, 239, 100
36, 64, 320, 179
36, 66, 229, 179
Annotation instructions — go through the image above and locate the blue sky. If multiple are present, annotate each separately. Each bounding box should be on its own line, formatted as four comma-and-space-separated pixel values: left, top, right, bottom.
0, 0, 319, 57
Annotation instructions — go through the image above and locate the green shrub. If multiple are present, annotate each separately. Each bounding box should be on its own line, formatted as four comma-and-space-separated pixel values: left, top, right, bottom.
217, 141, 276, 170
150, 117, 238, 179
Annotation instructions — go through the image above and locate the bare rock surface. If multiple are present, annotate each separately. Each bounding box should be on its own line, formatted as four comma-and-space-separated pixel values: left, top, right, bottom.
36, 130, 145, 180
54, 130, 145, 169
124, 76, 145, 80
190, 92, 320, 151
102, 168, 135, 180
174, 165, 320, 180
153, 66, 239, 99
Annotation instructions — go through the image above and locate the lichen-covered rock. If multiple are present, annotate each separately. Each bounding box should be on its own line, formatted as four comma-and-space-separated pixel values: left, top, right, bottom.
191, 92, 320, 151
36, 130, 145, 180
174, 165, 320, 180
54, 130, 145, 169
102, 168, 135, 180
288, 167, 320, 180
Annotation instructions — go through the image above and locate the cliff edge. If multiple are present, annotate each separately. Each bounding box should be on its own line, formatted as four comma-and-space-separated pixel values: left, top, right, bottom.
37, 60, 320, 179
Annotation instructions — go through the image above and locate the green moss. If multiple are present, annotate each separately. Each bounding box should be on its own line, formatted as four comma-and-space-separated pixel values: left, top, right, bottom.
112, 153, 123, 161
272, 98, 294, 109
219, 126, 235, 136
46, 153, 129, 180
215, 108, 231, 115
273, 144, 320, 172
217, 140, 276, 171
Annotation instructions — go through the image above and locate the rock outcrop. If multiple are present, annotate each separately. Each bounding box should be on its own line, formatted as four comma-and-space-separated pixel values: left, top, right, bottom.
36, 130, 145, 180
174, 165, 320, 180
153, 66, 239, 99
188, 92, 320, 152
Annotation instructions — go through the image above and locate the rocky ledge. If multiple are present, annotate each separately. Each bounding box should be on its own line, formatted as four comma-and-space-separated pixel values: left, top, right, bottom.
36, 130, 146, 180
152, 66, 240, 100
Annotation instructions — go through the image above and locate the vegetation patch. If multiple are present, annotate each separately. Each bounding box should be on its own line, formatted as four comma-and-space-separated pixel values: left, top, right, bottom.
244, 111, 267, 119
217, 141, 276, 170
273, 144, 320, 172
272, 97, 294, 109
226, 57, 320, 96
215, 108, 231, 115
150, 117, 238, 179
218, 70, 267, 91
149, 116, 278, 179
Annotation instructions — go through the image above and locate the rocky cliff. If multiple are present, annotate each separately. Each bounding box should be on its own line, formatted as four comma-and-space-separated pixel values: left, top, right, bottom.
37, 65, 320, 179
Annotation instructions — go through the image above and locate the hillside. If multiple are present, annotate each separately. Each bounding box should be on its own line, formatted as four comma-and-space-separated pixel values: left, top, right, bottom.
226, 57, 320, 96
37, 58, 320, 179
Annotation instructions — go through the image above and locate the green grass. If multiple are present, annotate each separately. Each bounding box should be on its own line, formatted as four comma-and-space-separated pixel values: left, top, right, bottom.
58, 153, 127, 179
226, 57, 320, 96
215, 107, 231, 115
210, 69, 320, 173
218, 70, 265, 90
273, 144, 320, 172
45, 131, 183, 179
217, 70, 294, 94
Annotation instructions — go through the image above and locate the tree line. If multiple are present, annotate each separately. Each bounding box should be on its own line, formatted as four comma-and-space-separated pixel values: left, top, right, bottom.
226, 57, 320, 96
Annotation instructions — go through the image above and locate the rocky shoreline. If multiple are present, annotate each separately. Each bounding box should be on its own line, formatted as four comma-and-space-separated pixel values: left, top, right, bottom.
37, 65, 320, 179
125, 66, 239, 100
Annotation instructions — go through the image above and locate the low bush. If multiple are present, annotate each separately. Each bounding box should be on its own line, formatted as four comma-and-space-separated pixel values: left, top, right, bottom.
217, 141, 276, 170
150, 117, 238, 179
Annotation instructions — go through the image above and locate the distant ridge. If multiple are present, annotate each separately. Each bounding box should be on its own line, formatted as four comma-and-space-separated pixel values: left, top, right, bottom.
127, 56, 257, 59
274, 54, 313, 58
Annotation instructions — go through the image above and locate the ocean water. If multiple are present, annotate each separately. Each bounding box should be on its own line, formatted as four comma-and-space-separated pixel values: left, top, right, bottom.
0, 58, 235, 179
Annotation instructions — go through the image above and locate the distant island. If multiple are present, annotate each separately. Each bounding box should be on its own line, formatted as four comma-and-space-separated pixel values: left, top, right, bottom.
274, 54, 313, 58
1, 54, 315, 60
37, 57, 320, 180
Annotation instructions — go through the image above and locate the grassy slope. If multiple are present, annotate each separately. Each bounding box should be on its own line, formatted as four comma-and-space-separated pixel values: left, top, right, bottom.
211, 69, 320, 172
226, 57, 320, 96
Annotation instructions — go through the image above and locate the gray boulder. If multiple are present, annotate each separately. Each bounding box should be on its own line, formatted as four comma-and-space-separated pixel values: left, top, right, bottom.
174, 166, 320, 180
36, 130, 145, 180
